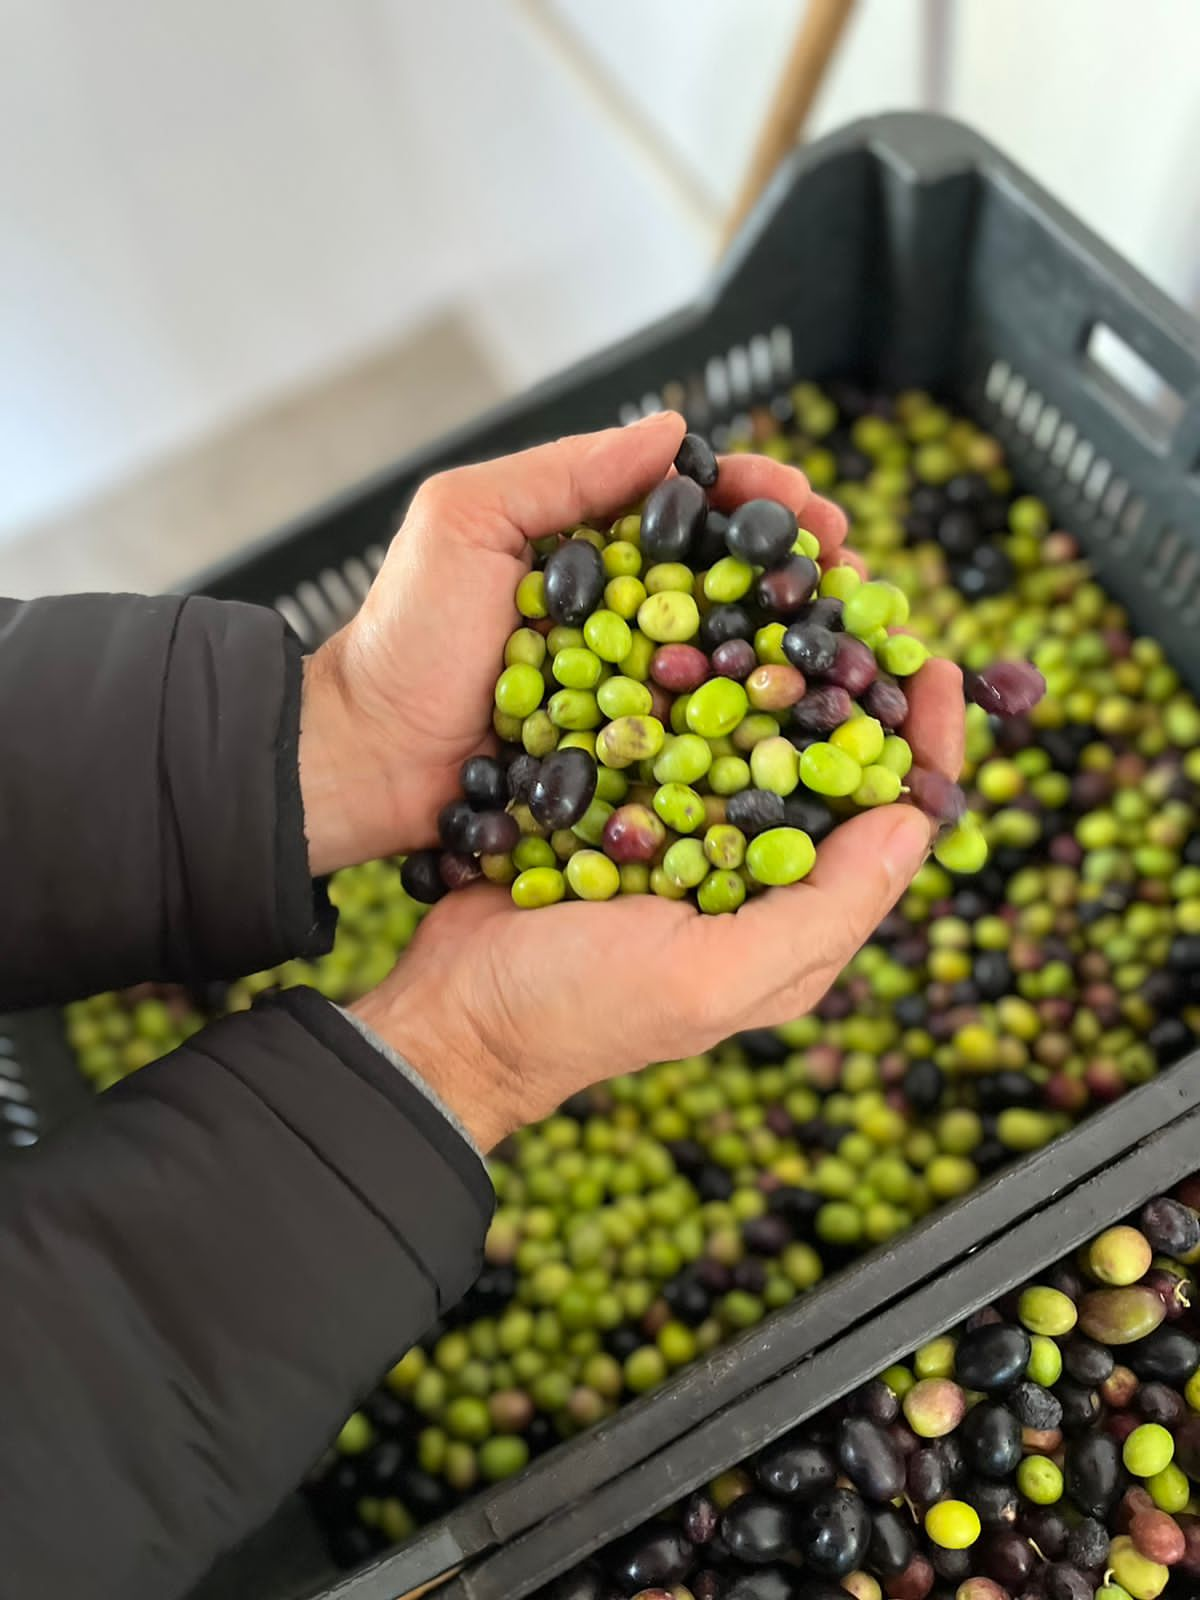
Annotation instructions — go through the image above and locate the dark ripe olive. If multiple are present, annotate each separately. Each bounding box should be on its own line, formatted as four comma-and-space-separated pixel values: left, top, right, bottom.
902, 1060, 944, 1113
507, 752, 542, 804
726, 498, 797, 569
935, 508, 982, 558
529, 747, 598, 829
984, 1531, 1035, 1590
862, 677, 909, 730
756, 1436, 837, 1501
932, 1433, 966, 1485
797, 597, 844, 632
691, 1570, 726, 1600
824, 634, 877, 695
544, 539, 606, 625
907, 1447, 949, 1506
700, 603, 756, 653
460, 754, 509, 811
726, 788, 787, 838
1134, 1381, 1185, 1427
756, 555, 819, 616
467, 810, 521, 855
1143, 1267, 1191, 1321
961, 1402, 1022, 1479
869, 1506, 916, 1574
781, 793, 835, 842
965, 1476, 1020, 1528
852, 1379, 901, 1427
398, 1466, 453, 1520
954, 1323, 1031, 1392
675, 431, 719, 488
400, 849, 449, 904
1065, 1518, 1109, 1571
1061, 1337, 1113, 1387
541, 1565, 610, 1600
438, 798, 477, 851
743, 1214, 791, 1256
795, 1487, 871, 1576
439, 850, 481, 890
641, 476, 707, 564
711, 637, 758, 679
782, 623, 838, 676
1020, 1506, 1068, 1560
724, 1567, 805, 1600
767, 1187, 823, 1228
1054, 1381, 1101, 1434
930, 1546, 971, 1582
737, 1029, 790, 1064
1126, 1325, 1200, 1386
789, 684, 853, 733
694, 509, 732, 571
1172, 1415, 1200, 1480
905, 767, 968, 825
976, 1071, 1039, 1113
603, 1524, 694, 1588
1064, 1432, 1123, 1518
837, 1416, 906, 1501
683, 1490, 720, 1545
721, 1493, 796, 1564
952, 544, 1014, 600
1045, 1565, 1091, 1600
664, 1271, 712, 1327
1008, 1381, 1062, 1432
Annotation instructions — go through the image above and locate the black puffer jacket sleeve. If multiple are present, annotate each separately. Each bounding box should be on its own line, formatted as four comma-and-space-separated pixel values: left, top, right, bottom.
0, 592, 332, 1006
0, 594, 494, 1598
0, 989, 493, 1600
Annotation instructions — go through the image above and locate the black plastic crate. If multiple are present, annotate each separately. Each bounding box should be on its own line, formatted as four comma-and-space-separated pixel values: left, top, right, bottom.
438, 1101, 1200, 1600
2, 110, 1199, 1600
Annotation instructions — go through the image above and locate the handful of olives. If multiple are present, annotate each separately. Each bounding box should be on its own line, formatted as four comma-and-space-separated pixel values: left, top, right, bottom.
403, 434, 1041, 914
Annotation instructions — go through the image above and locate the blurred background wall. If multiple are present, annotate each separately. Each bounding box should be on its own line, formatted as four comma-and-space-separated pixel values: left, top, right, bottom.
2, 0, 1198, 589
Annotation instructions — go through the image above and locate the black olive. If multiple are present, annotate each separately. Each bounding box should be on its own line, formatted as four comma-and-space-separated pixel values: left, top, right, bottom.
961, 1402, 1023, 1479
1064, 1433, 1123, 1518
794, 1487, 871, 1576
544, 538, 606, 625
756, 1436, 837, 1501
675, 432, 719, 488
603, 1524, 695, 1589
954, 1323, 1031, 1392
868, 1505, 915, 1574
837, 1416, 906, 1501
640, 476, 708, 564
721, 1494, 795, 1565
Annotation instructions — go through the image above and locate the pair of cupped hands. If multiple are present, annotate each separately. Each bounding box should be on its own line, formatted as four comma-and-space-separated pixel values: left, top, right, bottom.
299, 413, 963, 1151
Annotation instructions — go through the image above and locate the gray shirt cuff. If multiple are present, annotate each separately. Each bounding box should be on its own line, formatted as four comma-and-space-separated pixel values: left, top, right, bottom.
334, 1005, 486, 1164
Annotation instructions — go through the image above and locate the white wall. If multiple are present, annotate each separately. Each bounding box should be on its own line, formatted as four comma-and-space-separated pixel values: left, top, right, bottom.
2, 0, 1197, 538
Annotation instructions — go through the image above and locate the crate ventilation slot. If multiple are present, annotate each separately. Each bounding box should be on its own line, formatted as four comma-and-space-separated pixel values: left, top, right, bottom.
275, 546, 387, 648
617, 325, 795, 431
980, 359, 1142, 546
0, 1035, 39, 1148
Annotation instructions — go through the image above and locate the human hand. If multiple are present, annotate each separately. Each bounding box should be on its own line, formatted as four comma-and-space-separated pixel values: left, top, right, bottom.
297, 414, 850, 877
350, 551, 964, 1151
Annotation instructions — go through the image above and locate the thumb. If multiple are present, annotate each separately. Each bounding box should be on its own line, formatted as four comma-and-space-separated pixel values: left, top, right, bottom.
732, 802, 934, 998
409, 412, 687, 557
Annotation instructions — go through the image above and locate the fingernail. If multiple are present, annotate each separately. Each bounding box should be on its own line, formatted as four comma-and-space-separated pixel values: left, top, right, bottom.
629, 410, 675, 427
882, 806, 935, 891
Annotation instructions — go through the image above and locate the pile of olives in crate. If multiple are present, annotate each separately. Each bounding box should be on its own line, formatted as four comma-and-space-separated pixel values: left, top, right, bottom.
59, 379, 1200, 1569
400, 429, 1025, 913
541, 1185, 1200, 1600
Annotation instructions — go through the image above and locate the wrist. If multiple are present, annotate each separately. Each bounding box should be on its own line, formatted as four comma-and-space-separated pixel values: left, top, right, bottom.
350, 979, 514, 1153
299, 641, 392, 877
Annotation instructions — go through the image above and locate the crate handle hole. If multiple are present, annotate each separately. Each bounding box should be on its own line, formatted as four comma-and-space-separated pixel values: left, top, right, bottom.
1082, 323, 1185, 446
